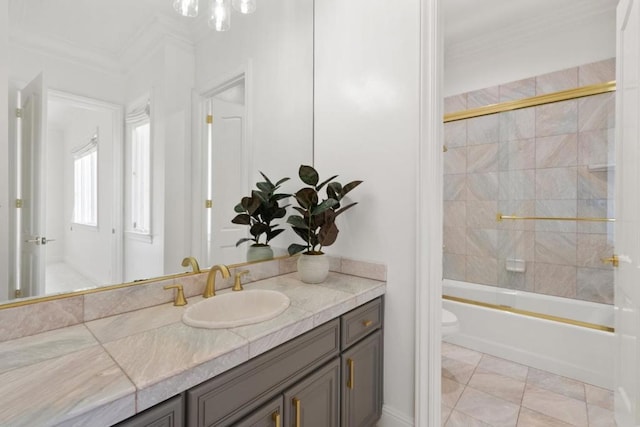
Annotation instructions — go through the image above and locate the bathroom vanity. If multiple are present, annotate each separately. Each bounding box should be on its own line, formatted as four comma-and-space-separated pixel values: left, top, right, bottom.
0, 264, 385, 427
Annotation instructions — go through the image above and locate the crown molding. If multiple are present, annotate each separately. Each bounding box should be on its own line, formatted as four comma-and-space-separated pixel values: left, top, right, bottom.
445, 1, 616, 63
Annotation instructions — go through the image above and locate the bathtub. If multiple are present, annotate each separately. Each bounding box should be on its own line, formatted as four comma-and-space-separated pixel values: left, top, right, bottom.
443, 279, 614, 389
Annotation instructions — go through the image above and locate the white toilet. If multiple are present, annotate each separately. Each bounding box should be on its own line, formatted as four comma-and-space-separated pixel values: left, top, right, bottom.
442, 308, 460, 336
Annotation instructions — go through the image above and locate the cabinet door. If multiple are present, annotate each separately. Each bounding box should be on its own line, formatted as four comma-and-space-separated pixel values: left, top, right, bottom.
284, 358, 340, 427
341, 330, 383, 427
235, 396, 284, 427
114, 394, 183, 427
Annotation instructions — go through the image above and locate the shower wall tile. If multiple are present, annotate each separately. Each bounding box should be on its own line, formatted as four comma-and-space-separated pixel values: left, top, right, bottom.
499, 78, 536, 102
500, 139, 535, 171
578, 93, 615, 132
499, 170, 535, 201
444, 147, 467, 175
444, 201, 467, 229
534, 200, 577, 233
466, 256, 498, 286
578, 129, 614, 167
577, 268, 614, 304
577, 167, 609, 200
467, 86, 499, 109
444, 254, 466, 281
445, 121, 467, 149
577, 234, 614, 269
535, 100, 578, 137
498, 230, 535, 262
535, 167, 577, 200
444, 227, 467, 255
467, 229, 498, 258
445, 94, 467, 114
534, 263, 577, 298
444, 174, 467, 201
579, 58, 615, 86
467, 144, 499, 173
498, 261, 534, 291
577, 199, 611, 234
467, 201, 498, 229
500, 109, 536, 142
467, 115, 500, 145
535, 232, 577, 266
536, 67, 578, 95
535, 134, 578, 168
467, 172, 499, 201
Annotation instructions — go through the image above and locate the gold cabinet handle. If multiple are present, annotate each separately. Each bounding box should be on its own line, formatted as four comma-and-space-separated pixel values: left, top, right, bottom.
272, 411, 281, 427
362, 319, 373, 327
347, 358, 355, 389
602, 255, 619, 267
293, 398, 301, 427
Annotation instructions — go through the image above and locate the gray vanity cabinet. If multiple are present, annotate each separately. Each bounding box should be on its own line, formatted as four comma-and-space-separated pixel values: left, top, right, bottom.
234, 396, 283, 427
114, 394, 184, 427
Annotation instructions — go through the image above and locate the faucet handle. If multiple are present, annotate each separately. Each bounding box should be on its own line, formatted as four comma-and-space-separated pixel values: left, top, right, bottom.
164, 284, 188, 306
233, 270, 250, 291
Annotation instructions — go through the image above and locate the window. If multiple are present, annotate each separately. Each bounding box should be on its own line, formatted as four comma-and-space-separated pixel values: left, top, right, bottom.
130, 121, 151, 234
72, 140, 98, 226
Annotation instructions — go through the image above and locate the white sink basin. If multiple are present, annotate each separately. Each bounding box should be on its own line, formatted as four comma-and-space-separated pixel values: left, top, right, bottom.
182, 289, 290, 329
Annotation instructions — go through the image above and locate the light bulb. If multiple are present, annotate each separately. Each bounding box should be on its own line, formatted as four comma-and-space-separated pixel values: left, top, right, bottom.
173, 0, 199, 17
232, 0, 256, 14
208, 0, 231, 31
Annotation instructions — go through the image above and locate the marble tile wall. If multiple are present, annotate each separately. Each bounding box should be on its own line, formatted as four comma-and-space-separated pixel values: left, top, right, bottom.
443, 58, 615, 305
0, 256, 386, 343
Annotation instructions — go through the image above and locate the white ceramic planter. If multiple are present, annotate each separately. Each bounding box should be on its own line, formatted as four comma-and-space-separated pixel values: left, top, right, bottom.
246, 245, 274, 262
297, 253, 330, 283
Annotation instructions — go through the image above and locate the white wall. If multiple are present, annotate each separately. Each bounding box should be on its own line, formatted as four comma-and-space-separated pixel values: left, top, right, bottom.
0, 1, 9, 301
315, 0, 421, 423
444, 7, 616, 96
45, 129, 65, 264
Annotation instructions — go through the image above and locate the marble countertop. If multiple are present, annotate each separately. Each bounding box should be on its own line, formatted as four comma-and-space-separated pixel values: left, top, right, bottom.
0, 272, 385, 427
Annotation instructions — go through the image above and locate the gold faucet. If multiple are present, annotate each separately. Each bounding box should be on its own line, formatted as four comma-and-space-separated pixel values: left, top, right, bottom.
182, 256, 201, 273
233, 270, 250, 291
203, 264, 230, 298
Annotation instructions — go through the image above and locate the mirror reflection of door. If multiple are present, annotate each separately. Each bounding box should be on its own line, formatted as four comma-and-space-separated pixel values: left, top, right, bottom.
205, 76, 248, 266
10, 80, 123, 299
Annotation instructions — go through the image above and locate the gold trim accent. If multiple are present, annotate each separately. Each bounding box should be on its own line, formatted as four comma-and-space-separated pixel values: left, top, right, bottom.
602, 255, 619, 267
205, 199, 213, 208
293, 398, 301, 427
362, 319, 373, 327
347, 358, 355, 389
443, 295, 614, 333
0, 254, 293, 310
164, 284, 187, 306
444, 81, 616, 123
272, 411, 281, 427
497, 213, 615, 222
15, 199, 23, 208
206, 114, 213, 124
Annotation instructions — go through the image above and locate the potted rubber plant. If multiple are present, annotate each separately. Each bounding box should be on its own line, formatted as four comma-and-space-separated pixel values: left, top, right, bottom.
287, 165, 362, 283
232, 172, 290, 262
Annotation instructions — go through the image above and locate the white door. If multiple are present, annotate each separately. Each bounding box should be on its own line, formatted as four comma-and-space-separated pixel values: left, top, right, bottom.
206, 81, 248, 265
18, 73, 48, 298
615, 0, 640, 424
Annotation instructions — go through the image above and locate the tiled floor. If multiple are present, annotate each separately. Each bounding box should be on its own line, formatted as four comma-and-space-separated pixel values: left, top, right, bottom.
442, 342, 616, 427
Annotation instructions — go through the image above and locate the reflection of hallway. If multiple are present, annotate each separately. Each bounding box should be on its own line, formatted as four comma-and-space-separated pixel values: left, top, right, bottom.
45, 262, 97, 294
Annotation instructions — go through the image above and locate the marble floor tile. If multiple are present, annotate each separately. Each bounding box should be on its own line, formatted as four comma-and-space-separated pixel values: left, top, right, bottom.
446, 410, 494, 427
587, 403, 616, 427
516, 407, 573, 427
442, 377, 465, 408
477, 354, 529, 382
442, 404, 453, 426
442, 356, 477, 385
585, 383, 614, 411
467, 368, 526, 404
522, 384, 588, 426
526, 368, 585, 401
455, 387, 520, 427
442, 342, 483, 366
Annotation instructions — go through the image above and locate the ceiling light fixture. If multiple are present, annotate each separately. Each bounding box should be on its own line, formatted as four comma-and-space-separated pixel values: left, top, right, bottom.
172, 0, 255, 31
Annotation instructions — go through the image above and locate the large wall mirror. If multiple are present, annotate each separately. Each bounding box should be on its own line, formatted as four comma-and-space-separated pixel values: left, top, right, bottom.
3, 0, 313, 304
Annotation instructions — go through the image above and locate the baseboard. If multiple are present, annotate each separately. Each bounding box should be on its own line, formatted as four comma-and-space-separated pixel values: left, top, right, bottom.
376, 405, 414, 427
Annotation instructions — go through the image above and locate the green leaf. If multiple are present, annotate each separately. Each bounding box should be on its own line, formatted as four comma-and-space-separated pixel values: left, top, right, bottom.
266, 228, 285, 241
295, 188, 318, 209
259, 171, 273, 186
291, 226, 311, 243
341, 180, 363, 196
319, 222, 339, 247
256, 182, 273, 193
250, 222, 269, 237
251, 190, 267, 204
272, 193, 290, 202
236, 237, 256, 247
287, 215, 309, 229
231, 214, 251, 225
275, 177, 290, 187
316, 174, 338, 191
234, 203, 245, 213
311, 198, 338, 215
299, 165, 319, 186
273, 207, 287, 219
335, 202, 357, 216
288, 243, 308, 256
327, 182, 342, 200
